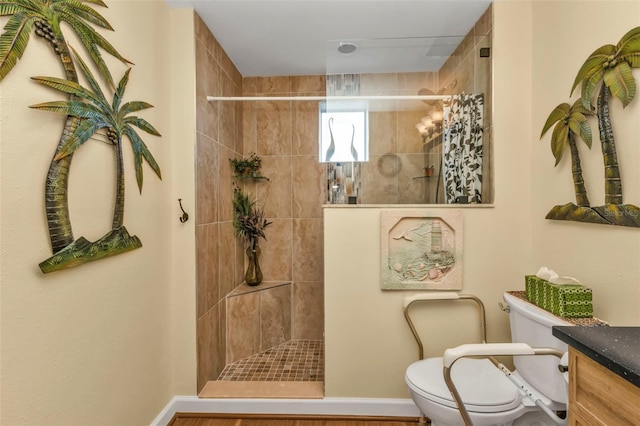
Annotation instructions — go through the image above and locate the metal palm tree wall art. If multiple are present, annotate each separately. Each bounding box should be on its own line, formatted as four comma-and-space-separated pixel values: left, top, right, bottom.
0, 0, 162, 272
541, 26, 640, 227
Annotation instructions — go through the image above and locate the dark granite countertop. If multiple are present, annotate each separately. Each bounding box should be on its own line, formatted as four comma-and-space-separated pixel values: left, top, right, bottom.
553, 326, 640, 388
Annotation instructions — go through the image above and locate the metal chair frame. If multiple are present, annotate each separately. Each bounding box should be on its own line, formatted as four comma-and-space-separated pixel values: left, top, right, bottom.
403, 293, 488, 360
403, 293, 567, 426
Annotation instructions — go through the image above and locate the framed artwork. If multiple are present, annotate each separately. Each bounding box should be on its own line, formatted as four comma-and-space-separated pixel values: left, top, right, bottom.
381, 210, 463, 290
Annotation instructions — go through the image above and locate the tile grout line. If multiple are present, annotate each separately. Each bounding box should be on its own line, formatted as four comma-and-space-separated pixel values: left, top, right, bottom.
217, 339, 324, 382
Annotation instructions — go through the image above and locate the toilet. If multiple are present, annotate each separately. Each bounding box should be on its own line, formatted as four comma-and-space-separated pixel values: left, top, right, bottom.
405, 292, 571, 426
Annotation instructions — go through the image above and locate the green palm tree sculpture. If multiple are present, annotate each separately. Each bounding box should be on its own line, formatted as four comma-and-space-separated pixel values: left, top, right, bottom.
541, 100, 593, 207
30, 50, 161, 273
0, 0, 131, 253
571, 26, 640, 205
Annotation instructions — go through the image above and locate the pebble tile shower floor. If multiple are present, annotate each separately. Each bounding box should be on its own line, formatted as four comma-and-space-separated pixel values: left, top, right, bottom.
217, 339, 324, 381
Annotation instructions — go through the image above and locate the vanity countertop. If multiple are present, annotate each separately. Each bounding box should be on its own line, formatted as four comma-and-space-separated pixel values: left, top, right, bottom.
553, 326, 640, 388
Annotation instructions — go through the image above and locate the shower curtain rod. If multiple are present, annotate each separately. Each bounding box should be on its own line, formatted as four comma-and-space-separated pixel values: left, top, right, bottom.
206, 95, 450, 102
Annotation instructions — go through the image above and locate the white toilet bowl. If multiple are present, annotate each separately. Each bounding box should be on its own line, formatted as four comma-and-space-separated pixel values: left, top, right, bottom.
404, 292, 571, 426
406, 356, 550, 426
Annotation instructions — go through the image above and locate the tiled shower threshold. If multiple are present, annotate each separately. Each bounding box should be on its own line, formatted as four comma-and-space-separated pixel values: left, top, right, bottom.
199, 339, 324, 399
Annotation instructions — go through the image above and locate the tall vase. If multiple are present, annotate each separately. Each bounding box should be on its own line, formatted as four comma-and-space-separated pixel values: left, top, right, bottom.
245, 243, 263, 286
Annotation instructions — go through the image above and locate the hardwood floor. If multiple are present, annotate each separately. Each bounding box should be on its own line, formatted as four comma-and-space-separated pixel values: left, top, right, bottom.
169, 414, 422, 426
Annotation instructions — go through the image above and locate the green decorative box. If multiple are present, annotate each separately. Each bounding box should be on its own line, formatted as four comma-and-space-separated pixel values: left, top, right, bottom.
525, 275, 552, 308
524, 275, 593, 318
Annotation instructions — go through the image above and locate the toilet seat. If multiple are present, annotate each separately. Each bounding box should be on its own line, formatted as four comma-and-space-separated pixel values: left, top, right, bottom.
405, 357, 523, 413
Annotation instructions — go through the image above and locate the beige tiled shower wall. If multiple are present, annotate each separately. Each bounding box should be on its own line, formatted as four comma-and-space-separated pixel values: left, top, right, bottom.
438, 3, 493, 203
355, 3, 492, 205
225, 282, 293, 364
242, 75, 326, 343
358, 71, 439, 204
194, 12, 326, 391
194, 13, 245, 392
193, 4, 492, 391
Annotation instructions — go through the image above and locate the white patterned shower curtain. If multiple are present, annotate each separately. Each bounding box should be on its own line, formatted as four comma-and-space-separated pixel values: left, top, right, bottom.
442, 93, 484, 204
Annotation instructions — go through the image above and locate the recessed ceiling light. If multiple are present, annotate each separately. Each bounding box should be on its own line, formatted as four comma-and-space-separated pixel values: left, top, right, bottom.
337, 42, 358, 55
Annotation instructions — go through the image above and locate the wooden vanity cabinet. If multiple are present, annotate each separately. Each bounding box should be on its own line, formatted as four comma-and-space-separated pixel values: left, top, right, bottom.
568, 346, 640, 425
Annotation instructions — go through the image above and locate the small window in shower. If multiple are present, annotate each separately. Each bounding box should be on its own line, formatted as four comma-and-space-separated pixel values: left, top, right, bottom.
319, 100, 369, 163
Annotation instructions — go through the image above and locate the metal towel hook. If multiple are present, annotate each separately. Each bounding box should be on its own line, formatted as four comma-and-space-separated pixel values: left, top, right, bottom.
178, 198, 189, 223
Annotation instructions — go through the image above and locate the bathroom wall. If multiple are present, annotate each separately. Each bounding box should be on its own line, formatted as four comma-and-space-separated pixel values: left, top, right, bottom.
194, 20, 326, 390
357, 72, 438, 204
0, 2, 195, 424
5, 2, 637, 423
531, 0, 640, 325
324, 0, 533, 398
194, 5, 493, 391
354, 3, 493, 205
325, 0, 640, 400
194, 13, 245, 391
169, 8, 199, 398
438, 3, 493, 204
242, 76, 326, 341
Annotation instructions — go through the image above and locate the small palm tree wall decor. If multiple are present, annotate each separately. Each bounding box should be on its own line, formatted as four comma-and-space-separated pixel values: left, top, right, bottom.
541, 26, 640, 227
0, 0, 162, 272
31, 50, 161, 273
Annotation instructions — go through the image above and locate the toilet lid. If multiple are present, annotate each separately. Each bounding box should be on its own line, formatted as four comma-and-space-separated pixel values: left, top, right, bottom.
405, 357, 522, 413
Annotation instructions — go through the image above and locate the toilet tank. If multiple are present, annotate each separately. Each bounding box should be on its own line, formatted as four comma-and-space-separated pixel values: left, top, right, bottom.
503, 292, 571, 406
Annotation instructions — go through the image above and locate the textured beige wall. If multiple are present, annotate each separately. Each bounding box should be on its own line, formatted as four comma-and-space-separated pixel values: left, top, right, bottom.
324, 0, 533, 398
531, 0, 640, 325
0, 2, 196, 424
169, 8, 198, 397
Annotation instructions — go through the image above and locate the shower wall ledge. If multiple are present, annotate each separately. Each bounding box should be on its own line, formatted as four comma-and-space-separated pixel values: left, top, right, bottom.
227, 281, 291, 298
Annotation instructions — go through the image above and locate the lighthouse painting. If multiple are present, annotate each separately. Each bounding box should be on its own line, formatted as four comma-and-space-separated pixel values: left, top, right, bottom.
381, 210, 463, 290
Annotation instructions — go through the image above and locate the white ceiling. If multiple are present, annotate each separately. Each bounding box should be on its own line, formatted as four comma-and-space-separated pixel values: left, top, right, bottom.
167, 0, 492, 77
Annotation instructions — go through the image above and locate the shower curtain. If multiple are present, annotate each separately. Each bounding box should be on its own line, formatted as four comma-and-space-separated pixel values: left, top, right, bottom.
442, 93, 484, 204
